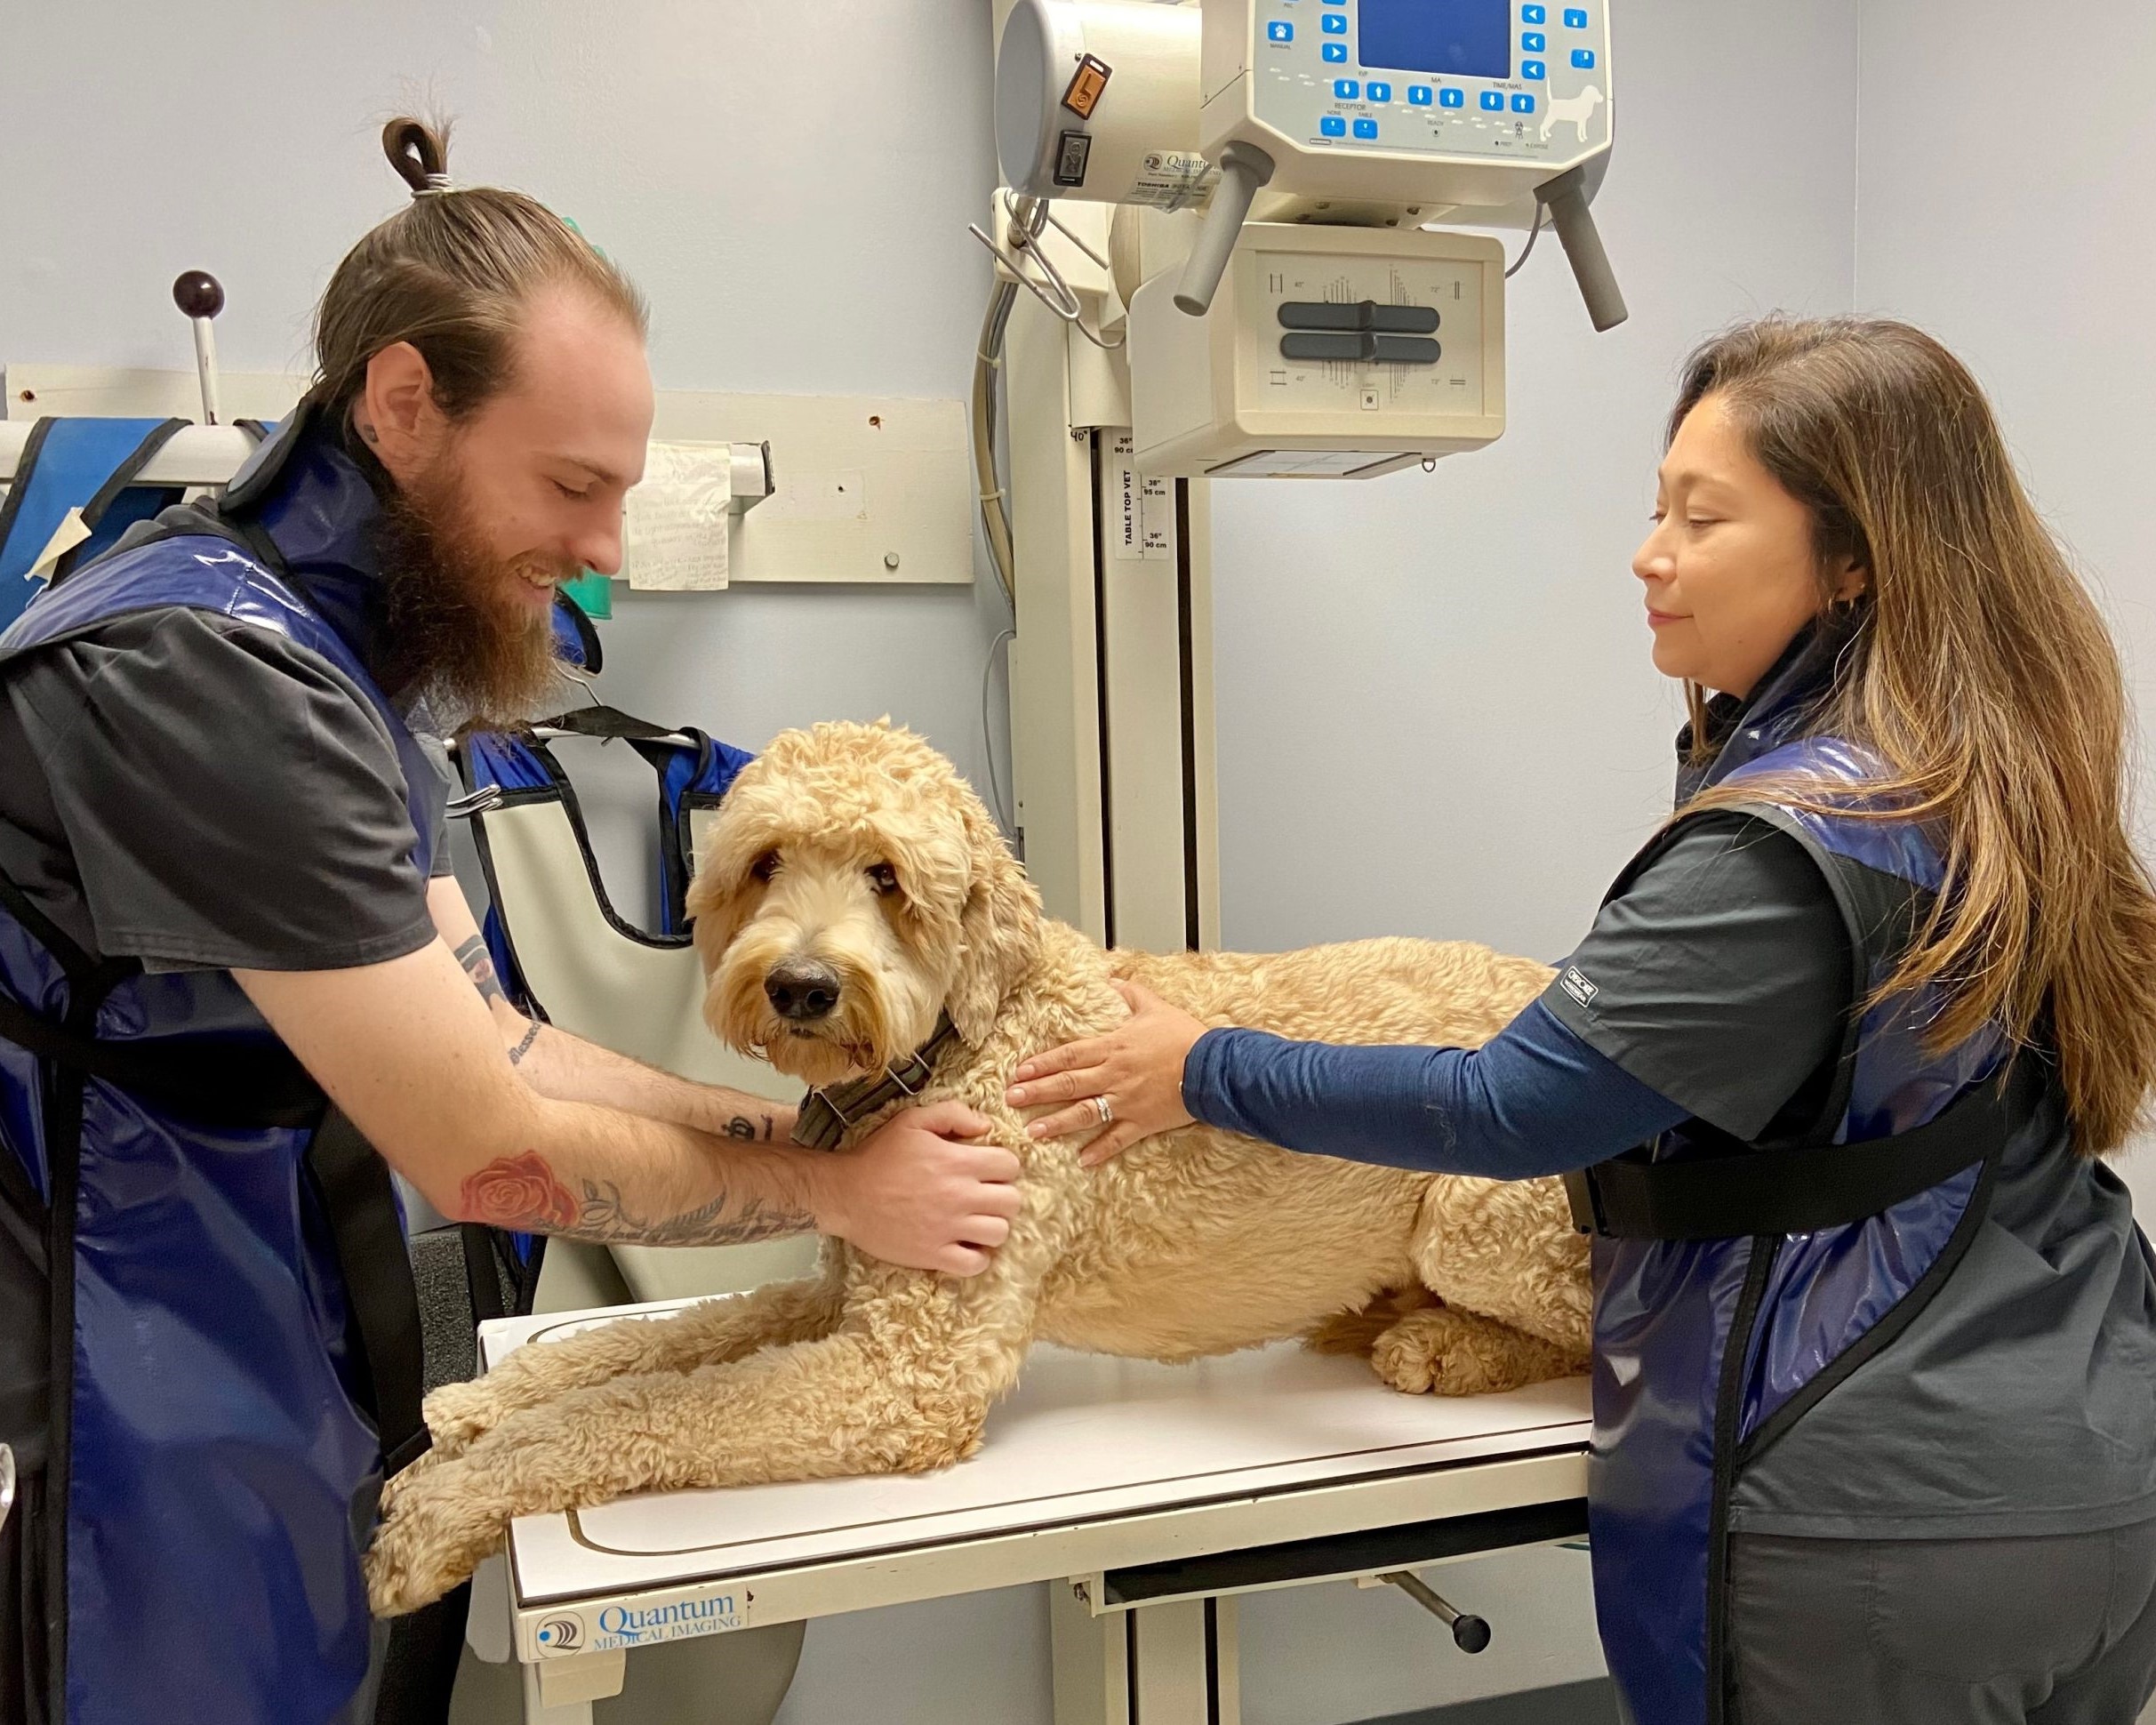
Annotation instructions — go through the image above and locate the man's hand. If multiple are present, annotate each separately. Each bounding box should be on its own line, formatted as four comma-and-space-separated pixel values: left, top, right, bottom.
805, 1101, 1023, 1276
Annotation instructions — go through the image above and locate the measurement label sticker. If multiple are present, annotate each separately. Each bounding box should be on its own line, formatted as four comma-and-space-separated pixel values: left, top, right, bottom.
1111, 433, 1173, 562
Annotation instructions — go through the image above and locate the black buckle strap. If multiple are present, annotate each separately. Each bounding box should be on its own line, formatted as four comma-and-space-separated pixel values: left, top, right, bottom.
0, 991, 325, 1130
1566, 1058, 2043, 1241
307, 1110, 430, 1476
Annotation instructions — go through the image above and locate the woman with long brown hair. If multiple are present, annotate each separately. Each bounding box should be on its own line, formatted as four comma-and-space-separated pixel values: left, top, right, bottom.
1010, 317, 2156, 1723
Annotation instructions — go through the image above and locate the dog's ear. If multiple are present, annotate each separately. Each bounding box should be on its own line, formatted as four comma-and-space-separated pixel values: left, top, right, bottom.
685, 840, 757, 975
946, 806, 1041, 1047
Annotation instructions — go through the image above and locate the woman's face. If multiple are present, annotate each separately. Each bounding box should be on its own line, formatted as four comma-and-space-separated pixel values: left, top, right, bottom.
1632, 392, 1861, 697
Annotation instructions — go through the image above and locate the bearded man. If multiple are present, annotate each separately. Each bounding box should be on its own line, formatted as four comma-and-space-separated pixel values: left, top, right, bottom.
0, 119, 1020, 1725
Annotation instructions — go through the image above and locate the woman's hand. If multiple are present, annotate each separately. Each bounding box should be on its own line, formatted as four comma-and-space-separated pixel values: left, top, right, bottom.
1005, 981, 1207, 1166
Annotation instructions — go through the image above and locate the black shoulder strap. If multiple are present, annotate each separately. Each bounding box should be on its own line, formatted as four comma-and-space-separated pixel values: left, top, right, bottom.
1564, 1057, 2044, 1240
48, 419, 192, 585
0, 991, 325, 1129
0, 418, 56, 554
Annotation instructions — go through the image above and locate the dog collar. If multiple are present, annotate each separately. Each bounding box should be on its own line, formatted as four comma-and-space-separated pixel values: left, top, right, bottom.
790, 1014, 964, 1151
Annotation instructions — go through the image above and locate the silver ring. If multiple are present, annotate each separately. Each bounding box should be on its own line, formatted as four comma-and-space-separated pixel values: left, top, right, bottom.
1092, 1095, 1114, 1128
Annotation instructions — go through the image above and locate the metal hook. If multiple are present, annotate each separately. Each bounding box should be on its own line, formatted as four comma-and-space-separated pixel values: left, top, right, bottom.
967, 191, 1126, 350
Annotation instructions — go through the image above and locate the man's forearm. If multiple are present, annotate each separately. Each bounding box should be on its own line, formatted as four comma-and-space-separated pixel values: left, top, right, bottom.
451, 932, 797, 1142
454, 1100, 817, 1248
515, 1020, 797, 1143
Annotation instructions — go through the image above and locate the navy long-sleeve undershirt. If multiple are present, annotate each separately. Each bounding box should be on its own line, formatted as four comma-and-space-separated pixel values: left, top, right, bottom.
1179, 999, 1689, 1179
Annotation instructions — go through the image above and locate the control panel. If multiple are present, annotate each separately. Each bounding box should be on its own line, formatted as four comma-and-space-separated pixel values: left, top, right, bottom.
1253, 0, 1610, 163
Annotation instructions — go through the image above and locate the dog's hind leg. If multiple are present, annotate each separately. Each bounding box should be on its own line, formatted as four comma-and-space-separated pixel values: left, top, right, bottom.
1410, 1175, 1592, 1358
367, 1288, 1040, 1615
421, 1267, 847, 1460
1368, 1302, 1583, 1397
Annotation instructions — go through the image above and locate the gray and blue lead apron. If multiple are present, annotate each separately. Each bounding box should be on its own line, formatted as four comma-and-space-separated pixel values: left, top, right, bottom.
1571, 687, 2046, 1725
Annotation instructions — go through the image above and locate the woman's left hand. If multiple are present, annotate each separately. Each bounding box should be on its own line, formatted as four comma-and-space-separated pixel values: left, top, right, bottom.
1005, 980, 1207, 1166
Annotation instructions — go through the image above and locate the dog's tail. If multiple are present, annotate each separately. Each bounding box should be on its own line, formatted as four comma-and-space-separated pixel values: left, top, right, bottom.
1303, 1285, 1439, 1356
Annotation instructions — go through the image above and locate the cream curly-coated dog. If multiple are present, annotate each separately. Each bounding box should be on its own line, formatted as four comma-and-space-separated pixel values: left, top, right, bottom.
365, 721, 1589, 1615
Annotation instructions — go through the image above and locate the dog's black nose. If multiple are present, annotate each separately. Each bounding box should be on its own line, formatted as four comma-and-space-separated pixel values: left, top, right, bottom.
765, 960, 842, 1022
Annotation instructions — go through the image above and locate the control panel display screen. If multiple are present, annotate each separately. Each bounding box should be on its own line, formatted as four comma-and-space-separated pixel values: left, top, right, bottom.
1359, 0, 1511, 80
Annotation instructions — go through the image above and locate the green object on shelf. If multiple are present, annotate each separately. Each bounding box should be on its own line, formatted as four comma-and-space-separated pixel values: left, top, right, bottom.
562, 571, 613, 620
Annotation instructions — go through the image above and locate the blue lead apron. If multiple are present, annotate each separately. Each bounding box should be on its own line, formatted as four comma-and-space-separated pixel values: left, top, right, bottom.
0, 418, 436, 1725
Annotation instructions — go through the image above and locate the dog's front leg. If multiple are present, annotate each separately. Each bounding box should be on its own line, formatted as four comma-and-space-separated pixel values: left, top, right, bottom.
366, 1311, 1029, 1617
421, 1265, 846, 1459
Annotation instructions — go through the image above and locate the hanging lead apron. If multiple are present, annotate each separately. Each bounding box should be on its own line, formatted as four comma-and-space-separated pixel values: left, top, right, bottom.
457, 710, 818, 1304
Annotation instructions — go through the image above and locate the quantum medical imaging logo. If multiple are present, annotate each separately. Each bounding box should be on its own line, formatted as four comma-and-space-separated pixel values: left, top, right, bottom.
589, 1593, 745, 1649
535, 1616, 584, 1653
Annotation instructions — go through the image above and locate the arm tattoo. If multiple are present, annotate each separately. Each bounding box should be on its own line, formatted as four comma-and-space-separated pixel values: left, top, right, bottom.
725, 1114, 776, 1142
453, 935, 508, 1007
458, 1151, 812, 1245
508, 1022, 542, 1067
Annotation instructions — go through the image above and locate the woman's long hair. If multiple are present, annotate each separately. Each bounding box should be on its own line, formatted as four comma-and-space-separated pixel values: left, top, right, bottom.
1673, 317, 2156, 1155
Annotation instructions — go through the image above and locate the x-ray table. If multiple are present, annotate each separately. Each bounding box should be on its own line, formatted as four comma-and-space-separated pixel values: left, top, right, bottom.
469, 1299, 1591, 1725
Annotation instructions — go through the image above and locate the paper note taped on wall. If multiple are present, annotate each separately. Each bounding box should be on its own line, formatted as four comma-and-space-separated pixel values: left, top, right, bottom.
625, 442, 732, 590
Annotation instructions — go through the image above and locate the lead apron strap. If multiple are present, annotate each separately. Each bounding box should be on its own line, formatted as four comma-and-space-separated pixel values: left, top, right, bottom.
1566, 1059, 2040, 1240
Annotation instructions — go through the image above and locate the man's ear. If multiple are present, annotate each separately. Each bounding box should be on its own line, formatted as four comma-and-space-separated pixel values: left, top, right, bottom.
355, 341, 443, 485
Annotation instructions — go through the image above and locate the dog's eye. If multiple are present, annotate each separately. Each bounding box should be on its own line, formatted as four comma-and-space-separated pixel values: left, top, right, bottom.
867, 862, 900, 897
749, 850, 781, 883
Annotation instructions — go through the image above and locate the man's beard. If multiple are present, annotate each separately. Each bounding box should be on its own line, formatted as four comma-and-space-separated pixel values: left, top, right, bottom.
372, 453, 573, 733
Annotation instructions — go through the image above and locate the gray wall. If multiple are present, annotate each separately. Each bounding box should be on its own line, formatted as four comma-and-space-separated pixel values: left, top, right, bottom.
1854, 0, 2156, 1195
3, 2, 1899, 1721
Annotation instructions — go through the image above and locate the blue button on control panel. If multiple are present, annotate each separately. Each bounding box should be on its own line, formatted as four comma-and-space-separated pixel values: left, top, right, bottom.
1268, 20, 1292, 42
1512, 92, 1535, 112
1480, 90, 1505, 110
1408, 84, 1433, 105
1572, 47, 1596, 67
1353, 117, 1379, 139
1521, 59, 1545, 79
1366, 80, 1391, 101
1523, 31, 1546, 50
1322, 41, 1348, 60
1523, 4, 1546, 22
1320, 116, 1347, 137
1439, 86, 1465, 107
1564, 7, 1589, 25
1334, 77, 1359, 97
1322, 12, 1348, 31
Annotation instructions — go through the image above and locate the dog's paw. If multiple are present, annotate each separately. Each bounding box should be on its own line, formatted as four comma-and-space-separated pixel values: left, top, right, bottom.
1369, 1309, 1510, 1397
365, 1468, 506, 1618
1372, 1307, 1587, 1397
423, 1379, 508, 1456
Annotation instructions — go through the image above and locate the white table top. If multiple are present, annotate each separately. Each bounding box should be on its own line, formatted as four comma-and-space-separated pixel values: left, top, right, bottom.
483, 1299, 1592, 1609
